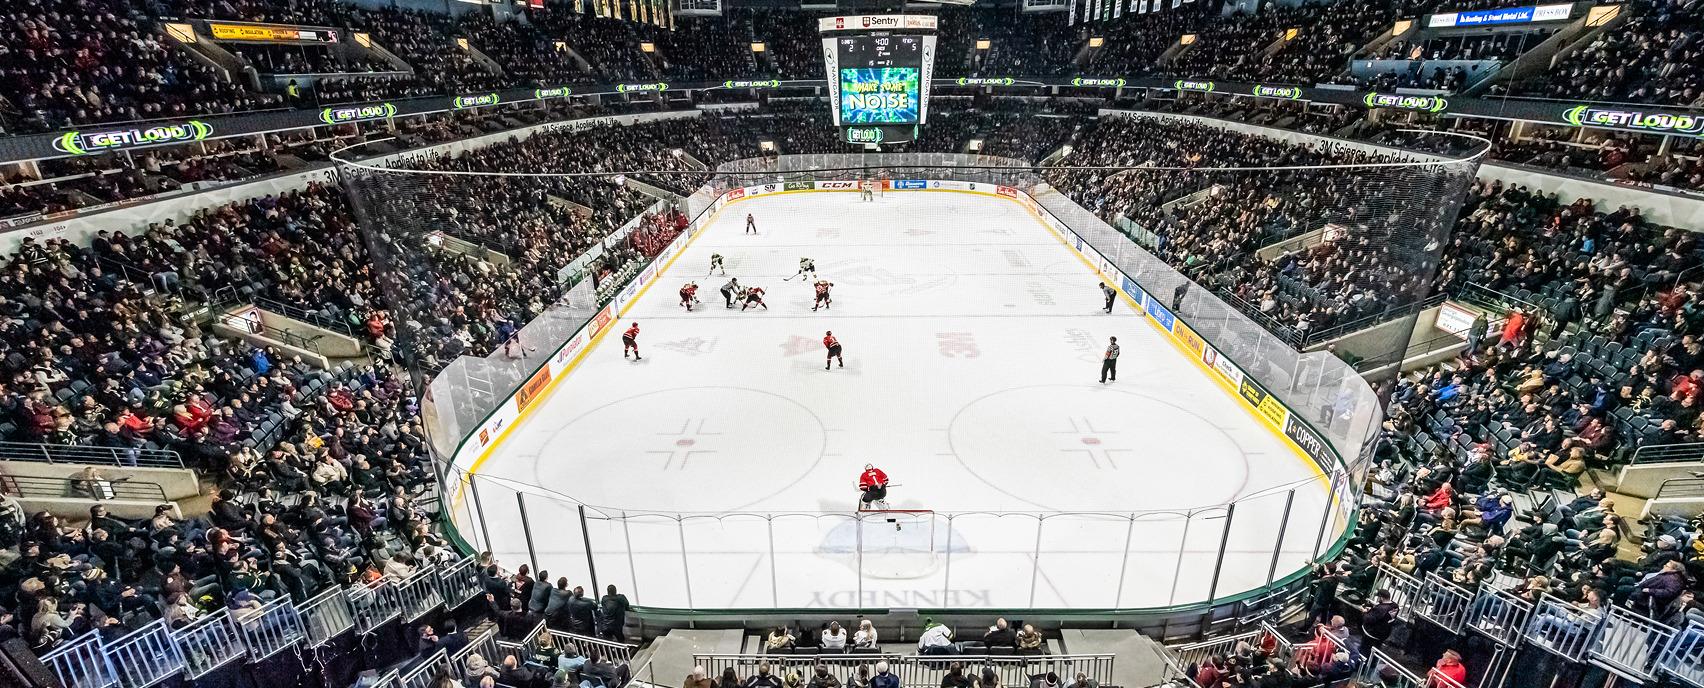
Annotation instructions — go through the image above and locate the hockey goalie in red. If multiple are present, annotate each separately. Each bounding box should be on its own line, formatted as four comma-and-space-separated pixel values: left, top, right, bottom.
858, 464, 889, 507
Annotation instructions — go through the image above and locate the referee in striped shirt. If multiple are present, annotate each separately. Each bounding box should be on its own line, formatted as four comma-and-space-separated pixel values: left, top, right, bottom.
1100, 337, 1120, 383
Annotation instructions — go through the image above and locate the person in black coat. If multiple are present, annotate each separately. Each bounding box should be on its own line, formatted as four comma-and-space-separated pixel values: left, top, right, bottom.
980, 618, 1017, 649
599, 585, 630, 641
480, 565, 511, 611
545, 578, 574, 629
567, 586, 597, 635
1360, 589, 1400, 657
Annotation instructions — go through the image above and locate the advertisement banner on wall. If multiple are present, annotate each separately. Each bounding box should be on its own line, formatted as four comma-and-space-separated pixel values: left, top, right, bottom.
1145, 296, 1177, 332
727, 188, 746, 201
784, 181, 813, 191
589, 306, 615, 339
1283, 413, 1332, 469
929, 180, 971, 191
995, 185, 1018, 197
1203, 346, 1244, 387
1083, 246, 1107, 274
1256, 394, 1289, 429
1238, 377, 1288, 428
514, 366, 554, 412
1120, 275, 1144, 303
551, 331, 587, 375
817, 181, 857, 190
1238, 376, 1269, 408
1174, 321, 1206, 358
893, 179, 927, 189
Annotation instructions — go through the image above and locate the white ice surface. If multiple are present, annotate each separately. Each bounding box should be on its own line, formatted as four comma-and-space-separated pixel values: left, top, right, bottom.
463, 191, 1338, 610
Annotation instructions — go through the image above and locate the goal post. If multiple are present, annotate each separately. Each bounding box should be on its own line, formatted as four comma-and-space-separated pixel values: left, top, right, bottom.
856, 507, 938, 553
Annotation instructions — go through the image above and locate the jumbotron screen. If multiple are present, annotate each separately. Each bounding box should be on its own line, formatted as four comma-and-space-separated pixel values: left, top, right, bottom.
836, 36, 924, 125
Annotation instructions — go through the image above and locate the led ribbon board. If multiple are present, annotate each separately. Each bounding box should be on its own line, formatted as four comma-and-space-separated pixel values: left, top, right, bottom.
319, 102, 398, 124
52, 121, 213, 155
1562, 105, 1704, 136
1363, 92, 1449, 113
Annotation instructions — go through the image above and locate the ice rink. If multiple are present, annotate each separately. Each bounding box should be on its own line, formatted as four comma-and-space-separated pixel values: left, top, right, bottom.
462, 190, 1338, 610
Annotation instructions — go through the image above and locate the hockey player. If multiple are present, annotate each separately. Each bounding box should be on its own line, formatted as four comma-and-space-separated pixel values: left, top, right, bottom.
741, 286, 768, 311
720, 277, 741, 309
824, 330, 844, 370
745, 213, 757, 235
622, 323, 641, 360
1101, 282, 1116, 314
788, 257, 817, 281
860, 180, 876, 202
812, 279, 834, 312
679, 282, 699, 311
708, 253, 726, 276
857, 464, 889, 507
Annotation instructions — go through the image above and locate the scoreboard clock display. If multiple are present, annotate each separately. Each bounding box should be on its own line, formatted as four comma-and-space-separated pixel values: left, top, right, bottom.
836, 35, 924, 125
820, 16, 935, 144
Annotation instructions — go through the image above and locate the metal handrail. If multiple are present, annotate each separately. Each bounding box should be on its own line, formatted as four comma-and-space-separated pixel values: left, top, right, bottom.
1655, 618, 1704, 688
1167, 628, 1263, 668
102, 619, 185, 688
692, 653, 1117, 688
251, 295, 362, 338
1304, 292, 1449, 347
0, 441, 184, 468
39, 631, 119, 688
1629, 442, 1704, 466
172, 608, 246, 679
0, 474, 168, 501
546, 629, 640, 663
219, 311, 327, 354
1589, 605, 1677, 682
1653, 478, 1704, 501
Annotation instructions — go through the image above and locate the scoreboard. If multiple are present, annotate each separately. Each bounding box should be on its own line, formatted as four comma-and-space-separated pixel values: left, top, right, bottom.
820, 15, 937, 145
836, 35, 924, 125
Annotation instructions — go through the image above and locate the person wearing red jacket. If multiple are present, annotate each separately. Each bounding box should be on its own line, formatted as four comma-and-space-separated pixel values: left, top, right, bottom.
1428, 650, 1467, 687
679, 282, 699, 312
622, 323, 641, 360
858, 464, 888, 507
824, 331, 844, 370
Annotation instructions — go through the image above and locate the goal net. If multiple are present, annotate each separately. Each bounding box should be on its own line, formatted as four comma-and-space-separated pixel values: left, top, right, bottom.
856, 507, 938, 553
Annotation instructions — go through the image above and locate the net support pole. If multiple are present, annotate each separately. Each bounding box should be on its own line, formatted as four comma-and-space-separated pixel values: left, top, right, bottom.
1265, 490, 1296, 586
518, 493, 540, 575
855, 512, 864, 609
767, 516, 778, 607
676, 517, 694, 610
1312, 472, 1339, 559
469, 475, 495, 554
621, 510, 640, 602
1115, 513, 1136, 607
941, 514, 954, 602
1167, 514, 1195, 606
578, 504, 600, 598
1206, 503, 1237, 603
1028, 518, 1045, 607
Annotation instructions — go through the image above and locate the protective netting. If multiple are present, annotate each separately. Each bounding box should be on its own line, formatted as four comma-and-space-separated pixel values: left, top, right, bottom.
1042, 113, 1487, 398
339, 130, 1481, 611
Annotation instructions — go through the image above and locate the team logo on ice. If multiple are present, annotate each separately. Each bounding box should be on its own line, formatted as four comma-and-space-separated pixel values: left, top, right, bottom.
658, 337, 716, 355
